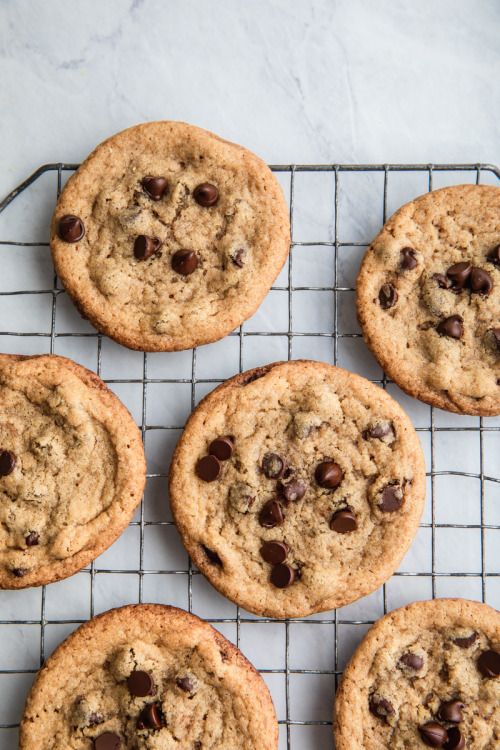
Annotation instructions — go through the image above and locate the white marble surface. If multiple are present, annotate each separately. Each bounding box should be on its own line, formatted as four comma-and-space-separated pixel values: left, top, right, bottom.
1, 0, 500, 198
0, 3, 500, 749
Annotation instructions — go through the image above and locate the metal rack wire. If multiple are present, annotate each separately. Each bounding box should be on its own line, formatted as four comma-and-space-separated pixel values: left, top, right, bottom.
0, 161, 499, 750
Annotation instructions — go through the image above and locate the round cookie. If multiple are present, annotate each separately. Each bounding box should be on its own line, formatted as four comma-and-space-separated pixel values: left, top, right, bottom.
0, 353, 146, 588
334, 598, 500, 750
356, 184, 500, 416
50, 121, 290, 352
19, 603, 279, 750
169, 360, 426, 619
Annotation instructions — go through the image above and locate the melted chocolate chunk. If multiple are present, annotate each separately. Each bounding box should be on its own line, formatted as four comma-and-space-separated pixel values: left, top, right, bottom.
400, 247, 418, 270
141, 176, 168, 201
446, 261, 472, 291
330, 509, 357, 533
209, 436, 234, 461
134, 235, 162, 260
26, 532, 39, 547
478, 649, 500, 677
369, 697, 395, 722
0, 450, 16, 476
378, 485, 404, 512
172, 249, 198, 275
399, 652, 424, 671
94, 733, 121, 750
202, 546, 222, 566
432, 272, 451, 289
364, 423, 394, 440
470, 267, 493, 295
453, 632, 477, 648
315, 461, 343, 489
57, 214, 85, 242
196, 455, 221, 482
259, 499, 284, 528
262, 453, 286, 479
137, 702, 162, 730
193, 183, 219, 207
176, 676, 194, 693
280, 478, 306, 503
436, 315, 463, 340
379, 283, 398, 309
232, 248, 245, 267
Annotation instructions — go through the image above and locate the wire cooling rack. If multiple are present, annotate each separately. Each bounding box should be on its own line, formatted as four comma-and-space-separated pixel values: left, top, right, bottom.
0, 162, 500, 750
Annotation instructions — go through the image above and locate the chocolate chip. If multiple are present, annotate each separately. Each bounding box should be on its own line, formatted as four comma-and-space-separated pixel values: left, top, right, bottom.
141, 176, 168, 201
401, 247, 418, 270
432, 273, 451, 289
232, 248, 245, 267
470, 267, 494, 295
134, 235, 162, 260
26, 532, 39, 547
364, 423, 394, 439
57, 214, 85, 242
379, 485, 404, 512
419, 723, 447, 747
228, 483, 255, 512
193, 183, 219, 207
379, 283, 398, 309
262, 453, 286, 479
259, 499, 284, 528
94, 733, 121, 750
399, 652, 424, 671
280, 478, 306, 503
127, 670, 154, 697
13, 568, 26, 578
137, 702, 162, 730
176, 676, 194, 693
453, 632, 477, 648
88, 712, 103, 727
444, 727, 465, 750
202, 545, 222, 566
196, 455, 221, 482
490, 329, 500, 349
315, 461, 343, 489
436, 315, 463, 340
260, 540, 289, 564
172, 249, 198, 275
487, 244, 500, 264
0, 450, 16, 476
209, 437, 234, 461
438, 700, 464, 723
446, 261, 472, 291
478, 649, 500, 677
330, 509, 357, 533
270, 563, 296, 588
369, 697, 395, 722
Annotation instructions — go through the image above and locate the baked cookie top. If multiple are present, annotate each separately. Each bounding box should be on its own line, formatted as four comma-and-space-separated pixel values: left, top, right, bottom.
50, 121, 290, 352
19, 603, 279, 750
0, 354, 145, 588
334, 599, 500, 750
169, 360, 426, 619
356, 185, 500, 416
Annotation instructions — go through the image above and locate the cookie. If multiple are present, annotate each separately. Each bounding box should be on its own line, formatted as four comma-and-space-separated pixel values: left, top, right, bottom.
169, 360, 426, 619
0, 353, 146, 588
50, 121, 290, 352
334, 598, 500, 750
19, 603, 279, 750
356, 184, 500, 416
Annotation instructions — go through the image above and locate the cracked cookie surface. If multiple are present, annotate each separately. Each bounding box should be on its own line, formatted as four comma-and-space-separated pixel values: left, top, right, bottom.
50, 121, 290, 351
169, 360, 426, 619
0, 354, 145, 588
19, 603, 279, 750
356, 185, 500, 415
334, 599, 500, 750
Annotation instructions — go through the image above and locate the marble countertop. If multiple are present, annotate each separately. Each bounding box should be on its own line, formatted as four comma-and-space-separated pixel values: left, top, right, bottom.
1, 0, 499, 198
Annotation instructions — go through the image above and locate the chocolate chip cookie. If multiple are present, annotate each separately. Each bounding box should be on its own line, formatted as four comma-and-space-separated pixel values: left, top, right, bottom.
19, 603, 279, 750
50, 121, 290, 351
334, 598, 500, 750
0, 354, 146, 588
169, 360, 426, 619
356, 185, 500, 415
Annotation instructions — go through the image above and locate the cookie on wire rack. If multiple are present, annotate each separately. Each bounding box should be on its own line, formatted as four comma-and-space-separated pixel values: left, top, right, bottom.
0, 353, 145, 588
50, 121, 290, 352
169, 360, 426, 619
19, 604, 279, 750
356, 184, 500, 416
334, 598, 500, 750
